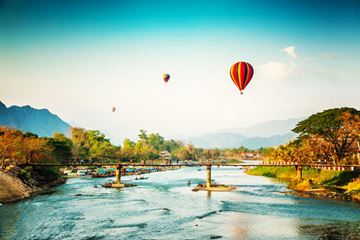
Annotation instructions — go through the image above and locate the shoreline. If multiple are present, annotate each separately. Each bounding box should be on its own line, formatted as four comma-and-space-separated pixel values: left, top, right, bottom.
0, 169, 65, 204
288, 182, 358, 202
290, 188, 354, 202
1, 165, 180, 204
246, 166, 360, 203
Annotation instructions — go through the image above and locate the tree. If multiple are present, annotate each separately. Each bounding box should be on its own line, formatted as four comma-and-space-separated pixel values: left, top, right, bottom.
0, 127, 53, 165
148, 133, 164, 151
0, 127, 24, 162
138, 129, 148, 142
293, 108, 360, 165
23, 137, 53, 164
70, 128, 121, 162
173, 147, 190, 161
133, 141, 149, 161
121, 138, 135, 161
70, 128, 89, 159
50, 132, 73, 162
163, 139, 183, 153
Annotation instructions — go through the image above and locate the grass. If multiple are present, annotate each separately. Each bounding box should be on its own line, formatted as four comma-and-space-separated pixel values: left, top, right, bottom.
247, 166, 295, 179
247, 166, 360, 195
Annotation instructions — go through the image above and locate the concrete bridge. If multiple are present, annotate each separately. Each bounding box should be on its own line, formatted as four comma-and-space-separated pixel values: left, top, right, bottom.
22, 162, 360, 189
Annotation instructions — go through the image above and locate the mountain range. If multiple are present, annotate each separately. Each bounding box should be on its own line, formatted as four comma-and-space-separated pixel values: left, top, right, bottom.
184, 118, 303, 149
0, 101, 71, 137
0, 100, 303, 148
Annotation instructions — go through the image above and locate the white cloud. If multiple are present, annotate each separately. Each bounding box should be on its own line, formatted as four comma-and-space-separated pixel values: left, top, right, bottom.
257, 46, 298, 82
281, 46, 297, 59
258, 61, 295, 81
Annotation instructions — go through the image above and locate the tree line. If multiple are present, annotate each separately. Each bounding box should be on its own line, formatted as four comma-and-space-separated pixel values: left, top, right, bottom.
0, 127, 255, 165
261, 108, 360, 166
3, 107, 355, 166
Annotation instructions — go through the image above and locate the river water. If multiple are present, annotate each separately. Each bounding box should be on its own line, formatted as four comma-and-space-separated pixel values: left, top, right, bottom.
1, 166, 360, 240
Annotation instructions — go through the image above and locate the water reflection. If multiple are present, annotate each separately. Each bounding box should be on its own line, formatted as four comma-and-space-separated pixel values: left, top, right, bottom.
0, 204, 19, 238
0, 165, 359, 240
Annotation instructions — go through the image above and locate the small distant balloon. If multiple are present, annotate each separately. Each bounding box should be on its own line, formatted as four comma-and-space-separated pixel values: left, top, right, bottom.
163, 73, 170, 83
112, 107, 116, 112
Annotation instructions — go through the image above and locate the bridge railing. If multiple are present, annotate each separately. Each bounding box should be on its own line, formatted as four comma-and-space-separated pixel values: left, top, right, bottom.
260, 161, 359, 171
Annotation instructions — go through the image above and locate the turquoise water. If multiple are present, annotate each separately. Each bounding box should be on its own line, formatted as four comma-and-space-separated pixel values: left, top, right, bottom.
0, 166, 359, 239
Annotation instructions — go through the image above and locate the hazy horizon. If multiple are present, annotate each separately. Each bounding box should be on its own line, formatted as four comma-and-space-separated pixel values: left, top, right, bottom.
1, 0, 359, 144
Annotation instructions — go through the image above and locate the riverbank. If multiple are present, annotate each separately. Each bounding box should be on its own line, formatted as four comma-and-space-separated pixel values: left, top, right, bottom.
0, 166, 65, 203
0, 165, 180, 203
247, 166, 360, 202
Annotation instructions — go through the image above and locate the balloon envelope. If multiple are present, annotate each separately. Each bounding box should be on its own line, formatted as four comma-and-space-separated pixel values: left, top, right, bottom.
112, 107, 116, 112
163, 74, 170, 83
230, 61, 254, 94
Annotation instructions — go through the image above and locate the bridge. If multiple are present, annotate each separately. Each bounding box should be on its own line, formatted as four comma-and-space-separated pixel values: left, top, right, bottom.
22, 161, 360, 189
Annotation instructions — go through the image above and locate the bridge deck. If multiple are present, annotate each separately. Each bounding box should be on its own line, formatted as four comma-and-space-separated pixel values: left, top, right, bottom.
20, 163, 360, 168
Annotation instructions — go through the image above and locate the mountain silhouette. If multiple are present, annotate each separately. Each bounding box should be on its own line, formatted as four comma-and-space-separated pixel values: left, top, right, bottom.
0, 101, 71, 137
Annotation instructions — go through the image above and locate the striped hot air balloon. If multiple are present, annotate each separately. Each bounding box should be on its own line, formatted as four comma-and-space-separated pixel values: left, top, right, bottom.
230, 61, 254, 94
163, 73, 170, 83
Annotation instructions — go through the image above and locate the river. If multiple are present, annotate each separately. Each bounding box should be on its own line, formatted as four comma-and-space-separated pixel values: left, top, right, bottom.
0, 166, 360, 239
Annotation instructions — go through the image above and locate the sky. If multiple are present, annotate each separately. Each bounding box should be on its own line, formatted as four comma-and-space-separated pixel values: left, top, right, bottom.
0, 0, 359, 144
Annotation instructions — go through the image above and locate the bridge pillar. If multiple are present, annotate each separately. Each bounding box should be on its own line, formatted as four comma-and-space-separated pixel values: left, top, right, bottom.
295, 165, 302, 180
112, 165, 125, 188
115, 165, 122, 184
206, 165, 212, 189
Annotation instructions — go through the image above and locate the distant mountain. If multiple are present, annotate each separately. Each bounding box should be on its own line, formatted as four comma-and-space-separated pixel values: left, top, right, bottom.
186, 132, 296, 149
215, 118, 303, 137
184, 118, 303, 149
0, 101, 71, 137
186, 133, 248, 149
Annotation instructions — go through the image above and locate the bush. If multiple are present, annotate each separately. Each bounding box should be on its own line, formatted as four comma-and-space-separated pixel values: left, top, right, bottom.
33, 167, 61, 182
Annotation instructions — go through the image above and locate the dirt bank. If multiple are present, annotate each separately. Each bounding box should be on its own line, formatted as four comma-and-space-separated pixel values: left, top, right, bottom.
0, 166, 65, 203
0, 170, 39, 203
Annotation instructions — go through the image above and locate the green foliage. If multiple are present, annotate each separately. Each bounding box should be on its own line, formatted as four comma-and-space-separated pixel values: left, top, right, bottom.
321, 171, 359, 186
71, 127, 89, 159
121, 138, 135, 161
293, 107, 359, 139
34, 167, 61, 182
262, 108, 360, 165
148, 133, 164, 151
24, 132, 39, 138
248, 166, 360, 190
247, 166, 295, 179
292, 108, 360, 163
163, 139, 182, 153
138, 129, 148, 142
48, 133, 73, 162
70, 128, 120, 161
172, 146, 191, 161
18, 167, 32, 181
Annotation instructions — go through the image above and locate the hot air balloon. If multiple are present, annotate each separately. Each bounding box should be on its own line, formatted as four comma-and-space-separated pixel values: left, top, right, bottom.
163, 73, 170, 83
112, 107, 116, 112
230, 61, 254, 94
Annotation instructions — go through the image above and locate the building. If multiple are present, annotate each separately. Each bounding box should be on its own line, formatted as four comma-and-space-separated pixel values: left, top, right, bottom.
159, 151, 171, 161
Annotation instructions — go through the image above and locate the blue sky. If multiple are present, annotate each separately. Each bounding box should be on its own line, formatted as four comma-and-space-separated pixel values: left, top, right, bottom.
1, 0, 359, 143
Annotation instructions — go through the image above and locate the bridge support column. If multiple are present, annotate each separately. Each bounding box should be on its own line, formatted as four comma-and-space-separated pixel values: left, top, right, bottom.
115, 165, 122, 184
206, 165, 212, 189
295, 165, 302, 180
112, 165, 125, 188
